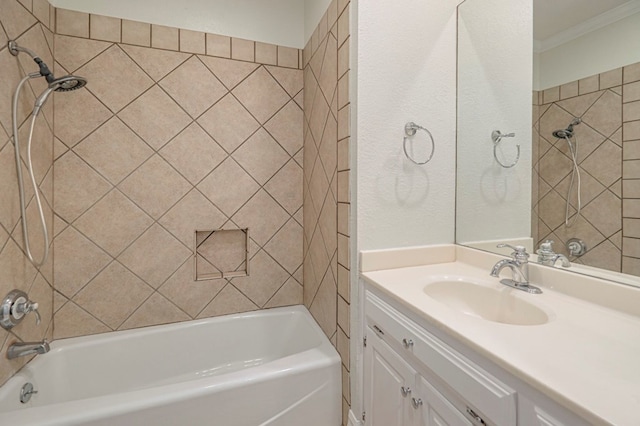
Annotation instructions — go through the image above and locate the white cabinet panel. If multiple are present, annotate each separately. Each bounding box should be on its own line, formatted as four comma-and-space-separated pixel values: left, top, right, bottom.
416, 375, 473, 426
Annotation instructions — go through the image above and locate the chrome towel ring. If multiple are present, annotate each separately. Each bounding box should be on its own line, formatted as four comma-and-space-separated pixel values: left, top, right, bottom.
403, 122, 435, 165
491, 130, 519, 168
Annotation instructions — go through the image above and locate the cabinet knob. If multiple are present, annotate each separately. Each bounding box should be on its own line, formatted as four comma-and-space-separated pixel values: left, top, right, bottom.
411, 397, 423, 409
402, 338, 414, 348
400, 386, 411, 397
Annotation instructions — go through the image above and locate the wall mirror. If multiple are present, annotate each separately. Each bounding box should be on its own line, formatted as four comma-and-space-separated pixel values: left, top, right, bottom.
456, 0, 640, 287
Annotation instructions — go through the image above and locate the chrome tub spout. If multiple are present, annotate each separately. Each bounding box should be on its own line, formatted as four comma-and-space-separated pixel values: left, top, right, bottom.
7, 340, 49, 359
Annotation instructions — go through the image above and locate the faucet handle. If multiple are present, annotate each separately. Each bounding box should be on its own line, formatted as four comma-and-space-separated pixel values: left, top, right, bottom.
15, 300, 41, 325
496, 243, 529, 260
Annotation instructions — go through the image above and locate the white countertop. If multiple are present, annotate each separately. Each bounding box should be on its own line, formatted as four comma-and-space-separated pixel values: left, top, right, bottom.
360, 245, 640, 426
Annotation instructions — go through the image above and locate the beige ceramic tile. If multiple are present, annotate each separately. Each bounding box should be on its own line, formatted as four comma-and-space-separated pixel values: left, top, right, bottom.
234, 128, 289, 184
231, 250, 289, 307
56, 9, 89, 38
74, 189, 153, 256
73, 261, 153, 329
338, 72, 349, 109
233, 67, 289, 123
264, 219, 302, 274
90, 15, 120, 42
580, 141, 621, 187
582, 90, 621, 137
543, 86, 560, 104
309, 270, 337, 338
624, 120, 640, 141
624, 101, 640, 122
624, 81, 640, 103
264, 160, 303, 214
623, 218, 640, 238
579, 75, 599, 94
621, 179, 640, 199
265, 100, 303, 155
179, 29, 205, 54
122, 20, 151, 47
231, 38, 254, 62
198, 284, 258, 318
337, 295, 349, 337
73, 117, 153, 185
338, 138, 350, 171
623, 62, 640, 84
119, 292, 190, 330
338, 105, 350, 140
581, 190, 621, 237
53, 152, 112, 222
623, 237, 640, 258
118, 224, 192, 288
206, 33, 231, 58
158, 189, 227, 247
624, 160, 640, 179
53, 35, 111, 73
159, 123, 227, 184
623, 199, 640, 218
78, 45, 154, 113
600, 68, 622, 89
197, 93, 260, 152
160, 56, 227, 118
117, 86, 191, 150
54, 87, 112, 148
622, 256, 640, 275
197, 158, 260, 217
0, 0, 36, 39
151, 25, 179, 51
118, 155, 191, 219
265, 65, 303, 97
277, 46, 299, 69
54, 301, 110, 339
338, 263, 349, 303
231, 190, 289, 246
53, 227, 111, 298
159, 260, 225, 318
337, 4, 349, 46
256, 42, 277, 65
32, 0, 49, 27
120, 44, 190, 82
338, 233, 349, 267
264, 278, 303, 308
560, 81, 578, 100
199, 56, 259, 90
624, 141, 640, 160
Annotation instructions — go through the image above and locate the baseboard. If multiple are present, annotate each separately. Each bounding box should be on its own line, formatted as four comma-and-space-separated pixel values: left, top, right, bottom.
348, 410, 363, 426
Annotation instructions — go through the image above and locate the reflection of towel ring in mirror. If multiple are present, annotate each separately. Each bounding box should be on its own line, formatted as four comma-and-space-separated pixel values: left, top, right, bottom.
403, 122, 435, 165
491, 130, 519, 168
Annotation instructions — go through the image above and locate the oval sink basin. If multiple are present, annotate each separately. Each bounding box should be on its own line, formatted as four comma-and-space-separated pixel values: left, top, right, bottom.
424, 280, 549, 326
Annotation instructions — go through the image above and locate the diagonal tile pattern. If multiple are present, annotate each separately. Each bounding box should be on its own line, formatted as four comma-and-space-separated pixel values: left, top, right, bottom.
536, 80, 624, 273
51, 26, 304, 341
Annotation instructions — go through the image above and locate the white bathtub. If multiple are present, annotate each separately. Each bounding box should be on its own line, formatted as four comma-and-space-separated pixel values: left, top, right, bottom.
0, 306, 341, 425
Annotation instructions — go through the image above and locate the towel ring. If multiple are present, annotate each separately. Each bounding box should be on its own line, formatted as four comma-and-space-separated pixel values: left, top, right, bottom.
491, 130, 519, 168
403, 122, 435, 165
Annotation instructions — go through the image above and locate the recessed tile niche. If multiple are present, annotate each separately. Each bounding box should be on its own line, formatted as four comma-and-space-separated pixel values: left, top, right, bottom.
194, 229, 249, 280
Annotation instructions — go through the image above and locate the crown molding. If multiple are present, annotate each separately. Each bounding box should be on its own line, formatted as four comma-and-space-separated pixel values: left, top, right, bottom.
534, 0, 640, 53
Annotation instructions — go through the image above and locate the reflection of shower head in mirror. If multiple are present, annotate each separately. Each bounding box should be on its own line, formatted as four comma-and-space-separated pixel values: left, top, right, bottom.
552, 117, 581, 139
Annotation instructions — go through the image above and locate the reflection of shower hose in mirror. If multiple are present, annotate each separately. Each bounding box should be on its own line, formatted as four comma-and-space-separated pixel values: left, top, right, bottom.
564, 135, 581, 228
12, 74, 49, 268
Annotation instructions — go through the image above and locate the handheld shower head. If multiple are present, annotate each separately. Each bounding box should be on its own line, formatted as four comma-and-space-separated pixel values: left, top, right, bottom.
33, 75, 88, 115
552, 117, 581, 139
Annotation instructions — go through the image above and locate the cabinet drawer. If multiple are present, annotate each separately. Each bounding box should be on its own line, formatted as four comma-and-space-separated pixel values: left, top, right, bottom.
366, 291, 517, 426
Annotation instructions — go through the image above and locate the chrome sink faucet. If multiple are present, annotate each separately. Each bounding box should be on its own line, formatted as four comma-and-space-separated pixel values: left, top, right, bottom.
7, 340, 50, 359
490, 244, 542, 294
537, 240, 570, 268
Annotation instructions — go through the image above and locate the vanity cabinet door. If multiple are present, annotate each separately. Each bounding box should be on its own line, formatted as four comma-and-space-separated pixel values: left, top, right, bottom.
364, 327, 417, 426
415, 375, 473, 426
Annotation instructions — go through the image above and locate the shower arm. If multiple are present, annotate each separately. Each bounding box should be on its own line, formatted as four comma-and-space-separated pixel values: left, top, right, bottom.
8, 41, 54, 83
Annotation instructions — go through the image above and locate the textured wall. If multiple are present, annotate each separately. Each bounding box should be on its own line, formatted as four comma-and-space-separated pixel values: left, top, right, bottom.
0, 0, 55, 386
534, 65, 640, 273
302, 0, 351, 423
51, 10, 304, 339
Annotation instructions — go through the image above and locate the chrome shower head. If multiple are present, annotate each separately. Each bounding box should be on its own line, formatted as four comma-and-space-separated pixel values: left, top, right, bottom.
33, 75, 88, 115
552, 117, 581, 139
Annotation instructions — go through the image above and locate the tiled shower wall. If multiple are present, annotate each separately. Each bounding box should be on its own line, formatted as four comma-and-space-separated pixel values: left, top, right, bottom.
0, 0, 55, 385
50, 10, 305, 338
302, 0, 351, 423
535, 62, 640, 274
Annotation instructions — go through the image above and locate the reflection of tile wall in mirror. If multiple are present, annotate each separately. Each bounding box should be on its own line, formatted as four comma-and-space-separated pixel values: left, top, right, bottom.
195, 229, 248, 280
534, 62, 640, 277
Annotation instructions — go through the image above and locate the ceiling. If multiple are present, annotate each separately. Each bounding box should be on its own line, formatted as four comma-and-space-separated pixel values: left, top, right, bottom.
534, 0, 632, 41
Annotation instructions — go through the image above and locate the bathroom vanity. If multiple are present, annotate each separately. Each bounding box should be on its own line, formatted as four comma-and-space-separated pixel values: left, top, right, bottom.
360, 245, 640, 425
